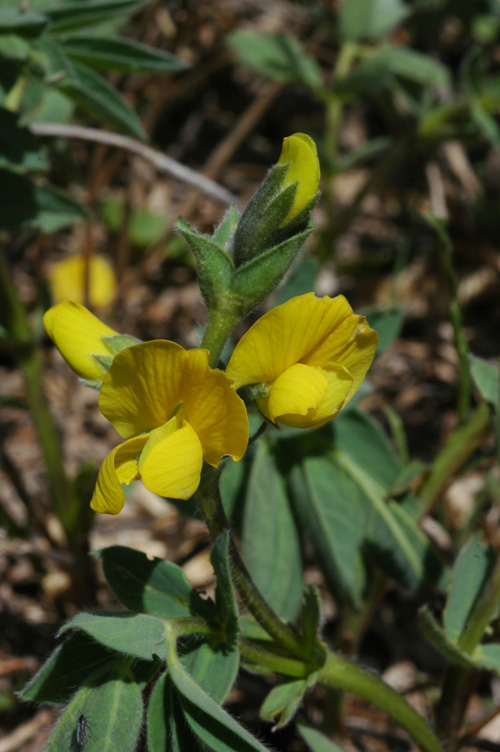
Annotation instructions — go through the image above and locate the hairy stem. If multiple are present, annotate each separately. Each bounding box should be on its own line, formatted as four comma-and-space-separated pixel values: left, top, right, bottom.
197, 464, 305, 659
320, 652, 444, 752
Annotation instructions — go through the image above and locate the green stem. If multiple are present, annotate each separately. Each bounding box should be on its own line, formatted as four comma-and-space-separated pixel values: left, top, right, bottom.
436, 554, 500, 746
319, 41, 358, 258
0, 250, 77, 545
424, 214, 471, 422
201, 306, 238, 367
197, 464, 305, 659
417, 402, 491, 517
239, 639, 311, 678
319, 652, 444, 752
459, 555, 500, 654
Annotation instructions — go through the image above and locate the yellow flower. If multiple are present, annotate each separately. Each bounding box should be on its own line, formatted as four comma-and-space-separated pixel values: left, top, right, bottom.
44, 301, 119, 381
91, 341, 249, 514
277, 133, 320, 224
226, 293, 378, 429
49, 254, 117, 308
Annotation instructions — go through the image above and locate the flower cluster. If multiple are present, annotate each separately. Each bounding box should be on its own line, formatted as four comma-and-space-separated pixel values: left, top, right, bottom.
43, 133, 378, 515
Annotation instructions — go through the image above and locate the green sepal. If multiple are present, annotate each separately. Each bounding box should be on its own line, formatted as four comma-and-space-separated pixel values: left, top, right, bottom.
233, 181, 298, 266
102, 333, 142, 354
418, 607, 477, 669
260, 672, 319, 728
212, 204, 240, 249
92, 353, 114, 371
176, 217, 235, 309
229, 222, 313, 316
79, 377, 102, 390
233, 164, 288, 263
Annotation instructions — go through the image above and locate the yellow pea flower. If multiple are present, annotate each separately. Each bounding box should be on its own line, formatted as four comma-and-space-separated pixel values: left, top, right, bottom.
226, 293, 378, 429
277, 133, 320, 224
91, 341, 249, 514
49, 254, 116, 308
44, 301, 120, 381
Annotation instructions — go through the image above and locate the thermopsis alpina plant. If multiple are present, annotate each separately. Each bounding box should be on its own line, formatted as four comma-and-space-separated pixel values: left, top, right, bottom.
26, 134, 450, 752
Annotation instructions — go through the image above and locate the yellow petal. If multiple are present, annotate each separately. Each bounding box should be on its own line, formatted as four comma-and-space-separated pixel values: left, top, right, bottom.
277, 133, 320, 222
305, 364, 353, 428
266, 363, 328, 423
99, 340, 186, 439
182, 349, 248, 466
44, 301, 118, 381
49, 254, 116, 308
336, 325, 379, 405
139, 416, 203, 500
226, 294, 354, 388
90, 434, 148, 515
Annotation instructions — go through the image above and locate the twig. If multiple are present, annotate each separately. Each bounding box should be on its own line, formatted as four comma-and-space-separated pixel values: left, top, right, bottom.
29, 123, 237, 205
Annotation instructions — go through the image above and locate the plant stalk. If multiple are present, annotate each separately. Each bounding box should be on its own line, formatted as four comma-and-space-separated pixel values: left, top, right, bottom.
319, 652, 444, 752
0, 250, 77, 545
197, 464, 305, 660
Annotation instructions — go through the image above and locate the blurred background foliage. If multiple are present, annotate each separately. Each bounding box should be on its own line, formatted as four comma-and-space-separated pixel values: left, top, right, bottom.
1, 0, 500, 749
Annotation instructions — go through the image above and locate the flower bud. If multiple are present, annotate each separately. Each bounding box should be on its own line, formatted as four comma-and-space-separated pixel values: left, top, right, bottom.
277, 133, 320, 224
44, 301, 138, 382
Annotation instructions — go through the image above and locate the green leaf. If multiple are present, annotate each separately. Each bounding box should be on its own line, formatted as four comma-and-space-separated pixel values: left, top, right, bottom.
0, 34, 32, 61
55, 57, 147, 140
181, 639, 239, 704
226, 30, 322, 87
211, 531, 239, 645
242, 440, 303, 620
335, 44, 450, 96
97, 545, 214, 620
147, 671, 171, 752
170, 661, 271, 752
0, 8, 49, 35
0, 109, 48, 170
20, 632, 114, 705
0, 168, 88, 231
418, 607, 478, 669
260, 674, 318, 727
100, 197, 170, 246
59, 611, 168, 660
389, 460, 429, 498
471, 644, 500, 674
443, 533, 496, 645
61, 35, 188, 73
148, 672, 202, 752
289, 411, 449, 604
469, 354, 499, 407
44, 0, 147, 34
289, 439, 366, 608
44, 661, 143, 752
338, 0, 408, 41
471, 100, 500, 148
297, 723, 345, 752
